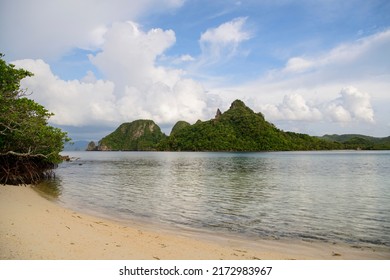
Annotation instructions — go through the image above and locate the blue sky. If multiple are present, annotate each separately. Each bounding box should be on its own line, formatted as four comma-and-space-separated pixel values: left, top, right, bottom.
1, 0, 390, 140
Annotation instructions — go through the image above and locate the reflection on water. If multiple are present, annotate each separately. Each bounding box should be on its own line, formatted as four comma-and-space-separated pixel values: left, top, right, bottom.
44, 151, 390, 247
35, 178, 62, 199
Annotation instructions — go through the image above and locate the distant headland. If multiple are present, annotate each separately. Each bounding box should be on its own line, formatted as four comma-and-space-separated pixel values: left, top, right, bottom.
83, 100, 390, 152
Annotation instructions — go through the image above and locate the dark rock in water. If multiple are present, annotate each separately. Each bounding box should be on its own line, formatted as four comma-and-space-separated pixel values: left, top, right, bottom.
97, 143, 110, 151
60, 155, 80, 162
86, 141, 98, 151
61, 155, 71, 161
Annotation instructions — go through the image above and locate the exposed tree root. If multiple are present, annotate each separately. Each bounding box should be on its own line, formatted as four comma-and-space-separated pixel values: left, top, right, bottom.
0, 154, 57, 185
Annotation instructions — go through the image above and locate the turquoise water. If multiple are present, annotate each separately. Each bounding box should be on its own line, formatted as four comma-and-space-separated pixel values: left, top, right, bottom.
48, 151, 390, 246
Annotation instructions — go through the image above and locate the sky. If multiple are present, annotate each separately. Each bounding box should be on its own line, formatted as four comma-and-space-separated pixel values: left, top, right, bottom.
1, 0, 390, 140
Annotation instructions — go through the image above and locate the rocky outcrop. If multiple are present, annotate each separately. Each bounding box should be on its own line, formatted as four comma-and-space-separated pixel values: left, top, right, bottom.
170, 121, 191, 136
162, 99, 343, 151
97, 120, 166, 151
96, 100, 348, 152
214, 108, 222, 119
86, 141, 98, 151
97, 144, 110, 151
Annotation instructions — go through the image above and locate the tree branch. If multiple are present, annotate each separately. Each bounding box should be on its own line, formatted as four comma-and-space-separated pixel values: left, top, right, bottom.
0, 150, 48, 158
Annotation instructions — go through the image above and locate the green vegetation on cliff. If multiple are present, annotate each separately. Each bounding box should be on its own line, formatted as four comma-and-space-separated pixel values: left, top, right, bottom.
98, 100, 388, 152
321, 134, 390, 150
170, 121, 191, 136
98, 120, 166, 151
160, 100, 341, 151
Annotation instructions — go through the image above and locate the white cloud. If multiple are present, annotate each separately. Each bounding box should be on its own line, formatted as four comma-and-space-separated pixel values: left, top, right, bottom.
260, 94, 322, 121
180, 54, 195, 62
200, 17, 251, 45
87, 25, 109, 49
118, 79, 209, 124
90, 21, 179, 93
279, 29, 390, 82
260, 87, 375, 125
89, 21, 213, 124
324, 86, 374, 124
243, 28, 390, 99
283, 57, 314, 74
13, 59, 117, 127
4, 0, 389, 138
0, 0, 184, 60
81, 71, 98, 83
199, 17, 252, 64
172, 54, 196, 64
13, 22, 216, 130
216, 28, 390, 135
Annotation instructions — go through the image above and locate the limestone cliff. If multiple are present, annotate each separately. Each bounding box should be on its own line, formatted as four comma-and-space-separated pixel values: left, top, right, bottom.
98, 120, 166, 151
86, 141, 98, 151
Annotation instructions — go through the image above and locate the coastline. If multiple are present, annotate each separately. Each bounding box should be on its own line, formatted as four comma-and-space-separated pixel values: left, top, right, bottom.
1, 185, 389, 260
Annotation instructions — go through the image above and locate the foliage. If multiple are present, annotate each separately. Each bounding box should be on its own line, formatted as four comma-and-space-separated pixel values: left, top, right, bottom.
157, 120, 191, 150
98, 120, 166, 151
98, 100, 388, 153
162, 100, 343, 151
170, 120, 191, 135
0, 54, 70, 184
321, 134, 390, 150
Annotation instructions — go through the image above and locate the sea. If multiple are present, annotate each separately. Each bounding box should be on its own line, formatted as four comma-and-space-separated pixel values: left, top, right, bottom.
39, 150, 390, 247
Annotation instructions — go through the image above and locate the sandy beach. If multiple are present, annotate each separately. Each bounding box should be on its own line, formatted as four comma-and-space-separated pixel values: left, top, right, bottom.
0, 185, 389, 260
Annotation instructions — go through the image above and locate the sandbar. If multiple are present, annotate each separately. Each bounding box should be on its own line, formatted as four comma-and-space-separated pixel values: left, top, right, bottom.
1, 185, 389, 260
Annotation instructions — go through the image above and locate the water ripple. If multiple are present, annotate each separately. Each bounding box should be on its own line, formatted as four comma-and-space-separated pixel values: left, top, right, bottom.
49, 151, 390, 247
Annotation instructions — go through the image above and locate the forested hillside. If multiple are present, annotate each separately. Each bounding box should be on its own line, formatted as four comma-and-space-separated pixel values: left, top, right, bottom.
159, 100, 341, 151
321, 134, 390, 150
97, 100, 389, 152
98, 120, 166, 151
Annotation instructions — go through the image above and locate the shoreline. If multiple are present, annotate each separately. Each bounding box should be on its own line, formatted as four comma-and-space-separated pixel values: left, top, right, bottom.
1, 185, 389, 260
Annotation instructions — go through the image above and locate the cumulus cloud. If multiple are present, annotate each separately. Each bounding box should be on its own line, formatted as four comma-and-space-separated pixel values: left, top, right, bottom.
324, 87, 375, 123
0, 0, 184, 60
5, 0, 388, 137
13, 59, 117, 127
222, 28, 389, 135
119, 79, 209, 124
260, 87, 375, 124
90, 21, 212, 124
13, 22, 216, 130
260, 94, 322, 121
90, 21, 179, 93
199, 17, 252, 64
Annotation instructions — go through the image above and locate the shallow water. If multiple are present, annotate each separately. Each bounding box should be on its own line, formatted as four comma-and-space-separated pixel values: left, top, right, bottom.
44, 150, 390, 246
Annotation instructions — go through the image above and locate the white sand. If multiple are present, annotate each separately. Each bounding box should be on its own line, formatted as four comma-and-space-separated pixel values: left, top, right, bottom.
1, 185, 389, 260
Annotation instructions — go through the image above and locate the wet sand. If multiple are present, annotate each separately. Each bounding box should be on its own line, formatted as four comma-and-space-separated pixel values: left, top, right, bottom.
1, 185, 389, 260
